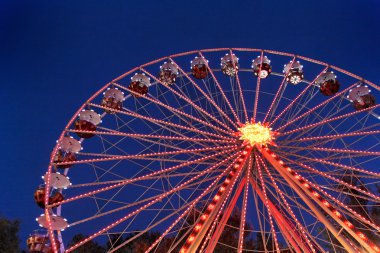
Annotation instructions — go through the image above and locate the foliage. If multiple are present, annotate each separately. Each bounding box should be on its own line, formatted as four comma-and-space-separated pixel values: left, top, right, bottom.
0, 216, 21, 253
67, 234, 105, 253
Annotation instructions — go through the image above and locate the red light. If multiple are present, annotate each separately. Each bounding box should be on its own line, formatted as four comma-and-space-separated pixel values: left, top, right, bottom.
345, 221, 354, 228
357, 232, 366, 240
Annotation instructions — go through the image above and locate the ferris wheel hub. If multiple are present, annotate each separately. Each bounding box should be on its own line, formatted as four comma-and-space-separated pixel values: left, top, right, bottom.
237, 120, 276, 147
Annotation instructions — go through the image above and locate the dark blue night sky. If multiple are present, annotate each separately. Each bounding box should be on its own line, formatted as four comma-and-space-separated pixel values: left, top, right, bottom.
1, 0, 380, 248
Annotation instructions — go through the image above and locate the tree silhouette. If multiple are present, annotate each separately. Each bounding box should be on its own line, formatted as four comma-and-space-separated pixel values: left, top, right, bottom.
67, 234, 105, 253
0, 216, 21, 253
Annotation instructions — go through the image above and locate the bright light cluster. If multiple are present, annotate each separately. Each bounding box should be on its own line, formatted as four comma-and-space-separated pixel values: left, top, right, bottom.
238, 121, 275, 146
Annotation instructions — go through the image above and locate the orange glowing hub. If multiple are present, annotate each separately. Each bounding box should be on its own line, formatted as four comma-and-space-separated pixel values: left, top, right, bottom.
237, 120, 277, 146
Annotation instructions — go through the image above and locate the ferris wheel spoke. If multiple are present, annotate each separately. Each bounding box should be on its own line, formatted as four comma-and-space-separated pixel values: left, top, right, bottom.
201, 178, 245, 252
256, 155, 320, 252
144, 92, 231, 136
282, 85, 321, 129
71, 170, 224, 190
112, 82, 232, 136
89, 102, 231, 141
254, 153, 281, 253
229, 49, 249, 123
276, 100, 340, 144
279, 145, 380, 157
249, 175, 308, 253
302, 182, 380, 235
283, 130, 380, 144
180, 146, 252, 253
237, 156, 251, 253
276, 154, 380, 203
277, 82, 360, 132
110, 107, 218, 153
252, 50, 264, 123
198, 51, 241, 124
49, 148, 238, 209
108, 182, 216, 253
269, 66, 329, 127
263, 56, 296, 123
140, 68, 235, 132
68, 129, 235, 144
282, 102, 362, 146
280, 104, 380, 136
145, 153, 240, 253
170, 57, 239, 129
275, 148, 380, 178
174, 74, 236, 131
69, 172, 222, 230
64, 151, 241, 253
259, 147, 380, 253
273, 159, 380, 235
54, 144, 237, 166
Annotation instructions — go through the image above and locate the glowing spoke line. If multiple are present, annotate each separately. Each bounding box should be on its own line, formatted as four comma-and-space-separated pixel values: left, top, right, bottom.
254, 153, 281, 253
274, 149, 380, 178
256, 155, 318, 252
249, 176, 310, 253
279, 145, 380, 156
253, 50, 264, 123
68, 130, 235, 144
259, 147, 379, 253
141, 68, 235, 132
202, 178, 246, 252
113, 81, 233, 136
263, 56, 296, 123
280, 104, 380, 136
144, 153, 240, 253
88, 102, 232, 140
237, 155, 251, 253
180, 146, 251, 252
282, 130, 380, 143
230, 49, 249, 122
277, 153, 380, 233
170, 57, 239, 128
270, 66, 329, 127
198, 51, 241, 124
108, 175, 222, 253
70, 173, 223, 229
276, 82, 360, 132
64, 151, 241, 253
54, 144, 237, 166
277, 154, 380, 202
48, 148, 237, 208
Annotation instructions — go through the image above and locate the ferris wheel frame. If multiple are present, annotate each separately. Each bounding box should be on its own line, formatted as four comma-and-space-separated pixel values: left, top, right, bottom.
38, 48, 380, 253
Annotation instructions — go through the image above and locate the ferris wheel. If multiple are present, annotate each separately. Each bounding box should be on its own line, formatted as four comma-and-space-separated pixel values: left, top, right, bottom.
28, 48, 380, 253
